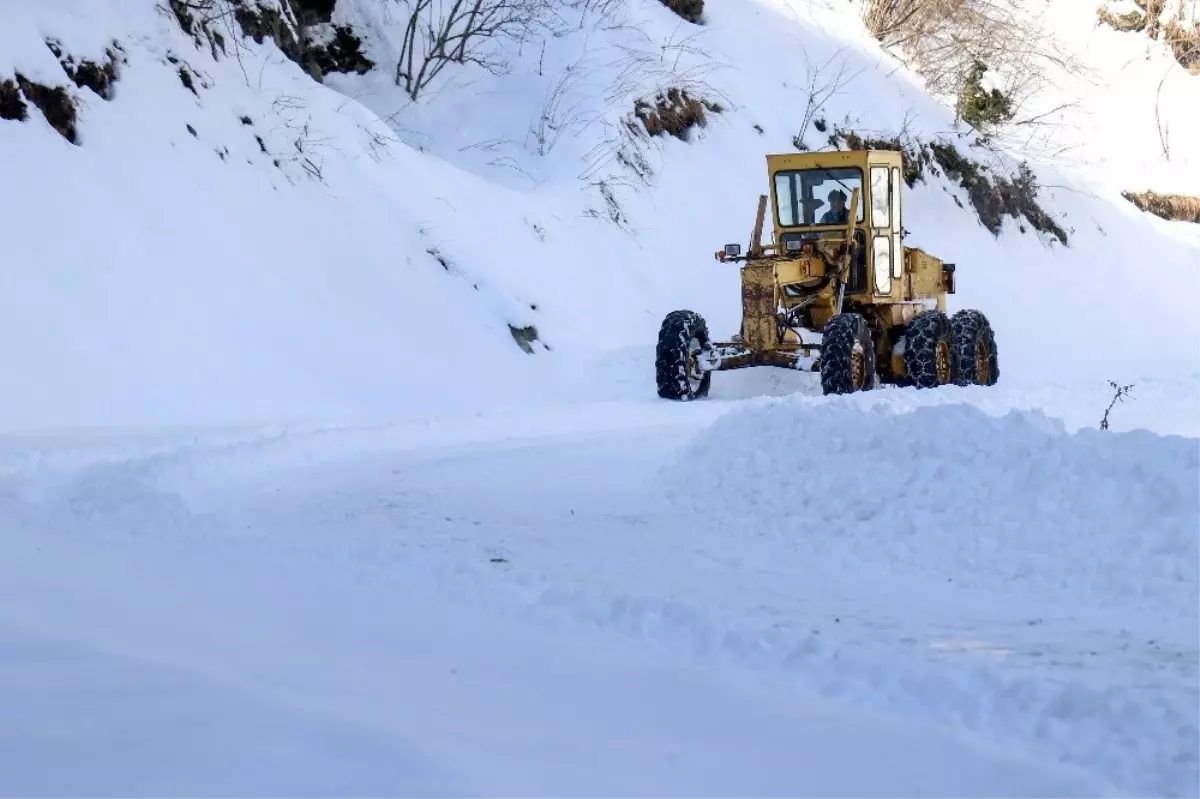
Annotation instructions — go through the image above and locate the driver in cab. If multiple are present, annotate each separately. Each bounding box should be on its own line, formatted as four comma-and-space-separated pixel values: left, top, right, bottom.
820, 189, 848, 225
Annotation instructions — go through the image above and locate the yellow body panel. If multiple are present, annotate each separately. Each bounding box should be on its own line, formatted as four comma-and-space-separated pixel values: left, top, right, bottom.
775, 257, 825, 285
904, 247, 949, 312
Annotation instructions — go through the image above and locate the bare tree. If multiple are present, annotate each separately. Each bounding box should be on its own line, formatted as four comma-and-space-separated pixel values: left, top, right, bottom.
861, 0, 1087, 129
1100, 381, 1135, 431
793, 45, 864, 149
392, 0, 551, 101
863, 0, 928, 45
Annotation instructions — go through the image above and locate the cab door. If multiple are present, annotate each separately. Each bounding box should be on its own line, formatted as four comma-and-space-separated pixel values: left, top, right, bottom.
868, 165, 898, 297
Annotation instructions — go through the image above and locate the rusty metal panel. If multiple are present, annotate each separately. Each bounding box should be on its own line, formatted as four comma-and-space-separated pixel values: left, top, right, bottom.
903, 248, 940, 299
741, 262, 777, 352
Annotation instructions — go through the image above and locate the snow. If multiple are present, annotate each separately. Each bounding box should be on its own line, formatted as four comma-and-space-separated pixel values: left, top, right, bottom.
2, 0, 1199, 794
0, 520, 1113, 799
663, 396, 1199, 616
1, 392, 1195, 796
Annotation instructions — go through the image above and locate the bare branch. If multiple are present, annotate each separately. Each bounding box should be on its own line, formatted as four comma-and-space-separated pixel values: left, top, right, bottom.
1155, 70, 1171, 161
862, 0, 1089, 126
392, 0, 554, 101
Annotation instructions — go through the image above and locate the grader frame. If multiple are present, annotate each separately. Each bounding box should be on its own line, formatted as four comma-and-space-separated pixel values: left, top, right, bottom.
654, 149, 998, 399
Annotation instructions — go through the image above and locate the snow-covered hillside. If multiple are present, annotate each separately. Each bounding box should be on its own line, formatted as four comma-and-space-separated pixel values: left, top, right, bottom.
1, 0, 1198, 428
1, 0, 1198, 796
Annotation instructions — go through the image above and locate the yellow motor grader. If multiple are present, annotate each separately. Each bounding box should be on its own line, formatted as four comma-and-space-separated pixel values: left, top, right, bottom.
655, 148, 999, 399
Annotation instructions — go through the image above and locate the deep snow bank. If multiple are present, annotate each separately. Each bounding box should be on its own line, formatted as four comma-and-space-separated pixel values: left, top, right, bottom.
662, 396, 1199, 617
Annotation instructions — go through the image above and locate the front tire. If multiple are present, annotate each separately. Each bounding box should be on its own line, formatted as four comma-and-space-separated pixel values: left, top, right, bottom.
950, 309, 999, 386
820, 312, 876, 395
656, 309, 712, 400
903, 309, 955, 388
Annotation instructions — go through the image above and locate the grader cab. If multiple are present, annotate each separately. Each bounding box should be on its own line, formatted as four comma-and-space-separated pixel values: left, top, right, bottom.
654, 149, 999, 399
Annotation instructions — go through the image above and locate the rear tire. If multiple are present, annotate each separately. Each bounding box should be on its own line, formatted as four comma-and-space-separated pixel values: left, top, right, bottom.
820, 312, 876, 395
950, 309, 999, 386
903, 309, 955, 388
656, 310, 712, 400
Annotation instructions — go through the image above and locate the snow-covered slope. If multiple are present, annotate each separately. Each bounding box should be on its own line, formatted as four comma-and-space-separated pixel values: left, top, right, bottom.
2, 0, 1198, 429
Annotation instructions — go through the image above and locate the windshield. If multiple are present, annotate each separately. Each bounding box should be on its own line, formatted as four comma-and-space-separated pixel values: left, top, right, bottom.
773, 167, 864, 228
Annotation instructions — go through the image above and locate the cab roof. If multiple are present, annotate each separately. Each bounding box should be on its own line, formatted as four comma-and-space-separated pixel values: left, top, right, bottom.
765, 150, 903, 173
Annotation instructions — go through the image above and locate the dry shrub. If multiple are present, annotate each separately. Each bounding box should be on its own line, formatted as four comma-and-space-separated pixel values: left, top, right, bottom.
1096, 6, 1147, 31
1122, 190, 1200, 223
862, 0, 1082, 126
1138, 0, 1166, 38
1103, 1, 1200, 73
633, 87, 721, 140
1163, 19, 1200, 73
659, 0, 703, 23
927, 141, 1068, 244
864, 0, 929, 42
309, 25, 375, 75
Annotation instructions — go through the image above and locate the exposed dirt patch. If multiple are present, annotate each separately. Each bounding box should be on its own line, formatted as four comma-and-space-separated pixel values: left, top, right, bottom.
179, 64, 198, 95
169, 0, 229, 60
658, 0, 703, 23
15, 75, 78, 144
291, 0, 336, 25
508, 324, 542, 354
234, 2, 307, 65
0, 79, 27, 122
166, 0, 375, 81
308, 25, 375, 76
45, 38, 126, 100
231, 1, 374, 80
928, 141, 1068, 245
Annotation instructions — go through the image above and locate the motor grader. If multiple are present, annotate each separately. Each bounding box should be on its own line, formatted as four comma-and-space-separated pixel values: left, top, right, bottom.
655, 148, 999, 399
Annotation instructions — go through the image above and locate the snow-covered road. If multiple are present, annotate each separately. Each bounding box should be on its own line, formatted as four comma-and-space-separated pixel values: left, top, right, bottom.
1, 375, 1196, 797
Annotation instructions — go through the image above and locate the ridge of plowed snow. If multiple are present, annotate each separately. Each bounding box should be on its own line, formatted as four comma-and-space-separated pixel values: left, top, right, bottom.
661, 397, 1199, 616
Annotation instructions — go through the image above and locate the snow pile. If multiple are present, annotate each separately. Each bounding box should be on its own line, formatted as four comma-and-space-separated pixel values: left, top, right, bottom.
662, 397, 1199, 616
